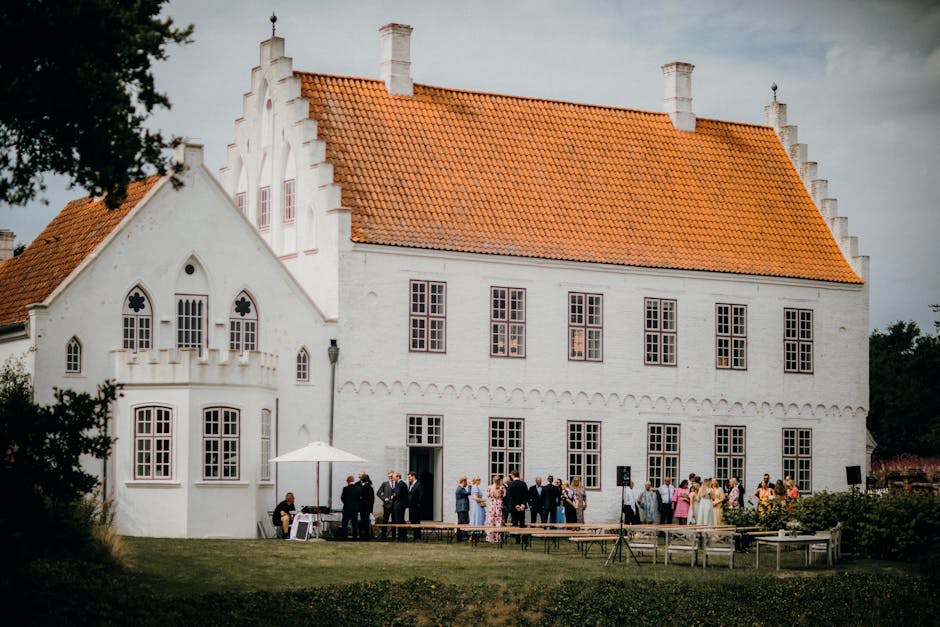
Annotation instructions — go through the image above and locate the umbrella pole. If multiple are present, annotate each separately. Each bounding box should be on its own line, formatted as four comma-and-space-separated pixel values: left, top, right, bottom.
316, 461, 322, 539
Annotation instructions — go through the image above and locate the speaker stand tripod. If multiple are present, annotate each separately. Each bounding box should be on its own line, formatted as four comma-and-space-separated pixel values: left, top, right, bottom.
605, 485, 641, 567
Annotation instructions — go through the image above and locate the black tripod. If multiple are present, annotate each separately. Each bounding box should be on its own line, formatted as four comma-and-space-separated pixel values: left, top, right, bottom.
605, 485, 641, 567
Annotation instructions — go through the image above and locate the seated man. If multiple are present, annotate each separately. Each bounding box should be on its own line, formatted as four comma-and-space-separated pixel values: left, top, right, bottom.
272, 492, 295, 538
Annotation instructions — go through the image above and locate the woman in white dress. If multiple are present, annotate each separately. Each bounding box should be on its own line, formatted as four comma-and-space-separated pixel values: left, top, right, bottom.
696, 478, 715, 526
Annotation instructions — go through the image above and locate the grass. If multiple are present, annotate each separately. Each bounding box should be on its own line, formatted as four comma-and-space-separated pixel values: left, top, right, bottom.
122, 535, 923, 596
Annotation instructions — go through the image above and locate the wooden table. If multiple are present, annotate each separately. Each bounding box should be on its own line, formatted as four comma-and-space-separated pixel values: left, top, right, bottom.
755, 534, 832, 571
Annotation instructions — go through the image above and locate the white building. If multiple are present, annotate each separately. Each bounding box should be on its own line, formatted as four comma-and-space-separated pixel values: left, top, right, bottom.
0, 24, 869, 536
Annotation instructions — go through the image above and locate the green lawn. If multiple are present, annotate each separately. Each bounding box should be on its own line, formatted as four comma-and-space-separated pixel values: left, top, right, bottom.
123, 535, 920, 595
10, 535, 936, 625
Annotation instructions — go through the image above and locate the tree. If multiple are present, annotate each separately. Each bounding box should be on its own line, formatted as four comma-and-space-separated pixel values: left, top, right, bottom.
868, 309, 940, 459
0, 360, 118, 562
0, 1, 193, 209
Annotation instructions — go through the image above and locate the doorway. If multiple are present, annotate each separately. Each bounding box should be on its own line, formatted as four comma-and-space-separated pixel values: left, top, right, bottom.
408, 446, 442, 521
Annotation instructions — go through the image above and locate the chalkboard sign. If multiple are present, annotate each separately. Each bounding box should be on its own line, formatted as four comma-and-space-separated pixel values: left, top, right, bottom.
294, 520, 310, 541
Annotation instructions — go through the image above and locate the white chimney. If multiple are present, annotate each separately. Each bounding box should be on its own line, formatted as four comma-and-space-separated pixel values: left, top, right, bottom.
662, 62, 695, 132
379, 23, 413, 96
0, 230, 15, 262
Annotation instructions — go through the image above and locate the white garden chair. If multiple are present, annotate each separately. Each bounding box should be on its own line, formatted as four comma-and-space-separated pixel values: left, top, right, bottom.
701, 529, 735, 569
627, 529, 659, 564
664, 528, 699, 566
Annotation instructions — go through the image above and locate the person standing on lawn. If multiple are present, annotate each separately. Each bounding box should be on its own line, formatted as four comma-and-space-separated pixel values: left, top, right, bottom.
392, 471, 409, 541
358, 473, 375, 540
658, 476, 675, 525
340, 476, 362, 540
455, 476, 471, 540
407, 470, 424, 541
527, 476, 545, 524
376, 470, 396, 540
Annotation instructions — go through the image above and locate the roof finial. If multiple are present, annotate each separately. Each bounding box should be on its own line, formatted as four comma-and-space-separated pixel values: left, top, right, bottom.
771, 82, 778, 102
270, 12, 277, 37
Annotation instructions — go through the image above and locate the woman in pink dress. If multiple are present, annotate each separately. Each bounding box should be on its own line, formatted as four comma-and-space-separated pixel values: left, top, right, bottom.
672, 479, 691, 525
485, 475, 506, 543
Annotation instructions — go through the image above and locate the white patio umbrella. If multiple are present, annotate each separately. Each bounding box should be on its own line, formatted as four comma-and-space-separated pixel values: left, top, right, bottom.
271, 440, 367, 539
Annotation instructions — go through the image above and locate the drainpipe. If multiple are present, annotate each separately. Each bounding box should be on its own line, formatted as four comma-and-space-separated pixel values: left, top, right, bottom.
327, 339, 339, 508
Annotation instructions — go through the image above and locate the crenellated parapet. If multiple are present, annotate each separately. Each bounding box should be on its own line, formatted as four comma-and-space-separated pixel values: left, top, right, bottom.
764, 101, 869, 281
111, 348, 279, 389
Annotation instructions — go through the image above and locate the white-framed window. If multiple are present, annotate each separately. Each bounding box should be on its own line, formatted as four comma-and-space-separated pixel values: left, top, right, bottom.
235, 192, 247, 215
229, 290, 258, 353
784, 308, 814, 373
569, 292, 603, 361
123, 286, 153, 352
176, 294, 207, 350
783, 428, 812, 493
568, 421, 601, 489
296, 347, 309, 382
489, 418, 524, 479
490, 286, 526, 357
203, 407, 240, 480
409, 280, 446, 353
66, 337, 82, 373
283, 179, 295, 223
647, 423, 680, 488
407, 414, 443, 446
716, 303, 747, 370
258, 186, 271, 229
715, 426, 746, 488
260, 408, 272, 482
134, 405, 173, 479
644, 298, 677, 365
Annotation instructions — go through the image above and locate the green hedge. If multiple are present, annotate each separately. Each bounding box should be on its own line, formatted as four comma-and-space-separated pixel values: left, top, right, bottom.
6, 564, 938, 626
723, 491, 940, 563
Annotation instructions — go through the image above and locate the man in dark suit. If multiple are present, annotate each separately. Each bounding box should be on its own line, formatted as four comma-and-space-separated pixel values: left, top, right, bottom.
392, 471, 409, 541
527, 476, 545, 524
506, 469, 528, 544
407, 470, 424, 541
357, 472, 375, 540
340, 475, 362, 540
376, 470, 395, 540
541, 474, 560, 524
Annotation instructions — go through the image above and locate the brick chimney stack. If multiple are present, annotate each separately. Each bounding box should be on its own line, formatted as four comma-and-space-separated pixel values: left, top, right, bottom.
0, 230, 15, 262
662, 62, 696, 132
379, 23, 414, 96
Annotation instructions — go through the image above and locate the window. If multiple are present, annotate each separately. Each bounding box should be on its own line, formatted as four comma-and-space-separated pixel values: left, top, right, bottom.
644, 298, 676, 365
715, 426, 746, 488
283, 179, 295, 223
229, 291, 258, 352
258, 186, 271, 229
784, 308, 814, 373
66, 337, 82, 373
407, 415, 443, 446
716, 304, 747, 369
568, 421, 601, 489
490, 286, 526, 357
782, 428, 812, 493
260, 409, 272, 482
235, 192, 247, 214
489, 418, 524, 478
647, 423, 680, 488
134, 406, 172, 479
123, 287, 152, 352
409, 280, 446, 352
176, 295, 207, 350
296, 348, 309, 382
203, 407, 240, 480
569, 292, 603, 361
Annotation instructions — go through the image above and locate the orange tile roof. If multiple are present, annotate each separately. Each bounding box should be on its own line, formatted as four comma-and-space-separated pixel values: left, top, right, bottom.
297, 73, 861, 284
0, 175, 162, 327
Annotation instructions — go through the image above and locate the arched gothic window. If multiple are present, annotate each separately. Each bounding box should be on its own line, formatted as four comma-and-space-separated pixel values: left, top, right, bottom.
66, 337, 82, 373
296, 347, 309, 382
123, 286, 153, 352
229, 290, 258, 352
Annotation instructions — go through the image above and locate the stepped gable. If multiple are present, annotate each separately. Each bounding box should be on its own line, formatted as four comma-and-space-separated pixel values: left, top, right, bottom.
296, 72, 862, 284
0, 175, 162, 327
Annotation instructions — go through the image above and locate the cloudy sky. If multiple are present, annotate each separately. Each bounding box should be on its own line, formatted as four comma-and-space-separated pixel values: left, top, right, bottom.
3, 0, 938, 332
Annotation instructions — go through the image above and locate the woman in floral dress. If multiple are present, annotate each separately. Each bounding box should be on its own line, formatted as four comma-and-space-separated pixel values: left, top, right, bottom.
485, 475, 506, 543
571, 476, 588, 523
